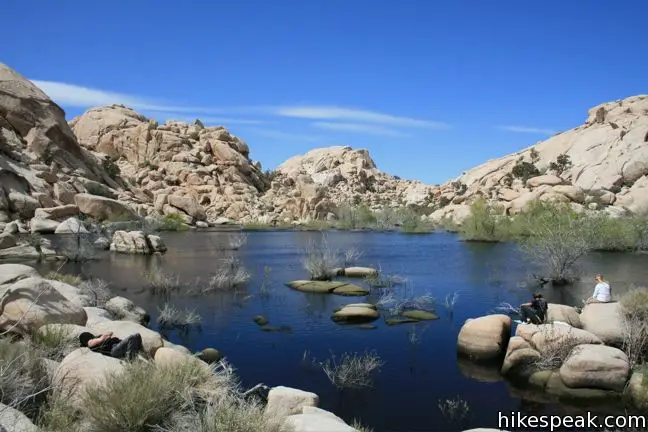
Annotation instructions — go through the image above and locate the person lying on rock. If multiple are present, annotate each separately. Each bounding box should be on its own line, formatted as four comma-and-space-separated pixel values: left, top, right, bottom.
517, 292, 548, 324
79, 331, 143, 360
585, 274, 612, 304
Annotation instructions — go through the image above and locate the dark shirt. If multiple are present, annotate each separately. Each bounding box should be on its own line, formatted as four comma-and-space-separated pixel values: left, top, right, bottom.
90, 337, 121, 355
531, 298, 548, 320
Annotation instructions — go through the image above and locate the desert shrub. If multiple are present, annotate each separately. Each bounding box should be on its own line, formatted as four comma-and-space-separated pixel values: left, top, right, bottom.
461, 197, 510, 241
264, 169, 279, 183
102, 156, 120, 179
45, 271, 82, 286
374, 207, 401, 229
80, 359, 233, 432
341, 247, 363, 267
400, 208, 430, 234
529, 147, 540, 163
532, 325, 582, 370
511, 160, 540, 182
549, 153, 572, 174
335, 204, 376, 230
587, 215, 648, 251
376, 289, 434, 315
0, 338, 49, 416
302, 238, 339, 281
145, 271, 182, 298
159, 213, 189, 231
501, 173, 513, 187
620, 289, 648, 322
36, 390, 79, 431
160, 395, 286, 432
321, 351, 384, 389
520, 202, 592, 284
205, 257, 251, 292
157, 303, 202, 331
228, 232, 248, 250
451, 181, 467, 195
350, 419, 375, 432
364, 271, 407, 289
78, 278, 112, 307
438, 396, 471, 425
30, 326, 75, 362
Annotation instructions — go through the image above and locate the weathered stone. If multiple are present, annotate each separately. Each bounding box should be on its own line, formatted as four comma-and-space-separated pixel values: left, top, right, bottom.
559, 344, 630, 392
154, 347, 210, 372
54, 348, 125, 407
546, 303, 581, 328
104, 296, 149, 325
332, 305, 379, 323
0, 402, 40, 432
30, 217, 60, 233
284, 406, 358, 432
74, 193, 137, 221
457, 314, 512, 361
343, 267, 378, 277
167, 194, 206, 221
580, 302, 624, 346
0, 233, 17, 250
110, 230, 151, 254
147, 234, 167, 253
54, 217, 88, 234
266, 386, 319, 417
286, 280, 369, 296
0, 276, 87, 334
34, 204, 79, 221
84, 306, 113, 326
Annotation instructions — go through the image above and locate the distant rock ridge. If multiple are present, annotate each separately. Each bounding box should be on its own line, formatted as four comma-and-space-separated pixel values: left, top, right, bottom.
2, 60, 648, 229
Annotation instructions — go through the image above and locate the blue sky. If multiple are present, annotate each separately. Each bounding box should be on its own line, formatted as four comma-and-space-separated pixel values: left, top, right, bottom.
3, 1, 647, 184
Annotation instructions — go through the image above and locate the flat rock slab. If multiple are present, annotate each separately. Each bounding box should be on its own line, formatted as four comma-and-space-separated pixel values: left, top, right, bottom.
332, 305, 379, 323
402, 310, 439, 320
286, 280, 369, 296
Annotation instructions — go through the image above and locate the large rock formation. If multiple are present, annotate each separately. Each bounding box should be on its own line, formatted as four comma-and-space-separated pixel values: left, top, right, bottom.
429, 95, 648, 224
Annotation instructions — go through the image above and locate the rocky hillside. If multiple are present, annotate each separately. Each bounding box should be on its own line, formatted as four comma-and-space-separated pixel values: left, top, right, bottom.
0, 62, 438, 230
429, 94, 648, 224
69, 105, 437, 224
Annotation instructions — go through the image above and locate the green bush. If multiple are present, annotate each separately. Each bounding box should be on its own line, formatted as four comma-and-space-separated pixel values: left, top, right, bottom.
461, 197, 510, 241
620, 289, 648, 322
160, 213, 189, 231
84, 182, 115, 198
400, 208, 430, 234
511, 161, 540, 182
335, 204, 376, 230
587, 215, 648, 251
549, 153, 572, 175
102, 156, 121, 179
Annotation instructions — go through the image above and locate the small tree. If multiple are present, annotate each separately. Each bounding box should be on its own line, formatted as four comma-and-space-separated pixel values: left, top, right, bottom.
461, 197, 508, 241
549, 153, 572, 175
520, 202, 592, 284
530, 147, 540, 163
511, 161, 540, 182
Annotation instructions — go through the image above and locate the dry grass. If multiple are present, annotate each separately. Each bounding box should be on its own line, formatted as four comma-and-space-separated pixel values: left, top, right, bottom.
438, 396, 471, 425
302, 239, 339, 281
350, 419, 374, 432
157, 303, 202, 331
620, 289, 648, 367
342, 248, 364, 267
228, 233, 248, 250
532, 325, 581, 370
146, 271, 182, 297
205, 257, 251, 292
376, 289, 435, 316
321, 351, 384, 389
78, 278, 112, 307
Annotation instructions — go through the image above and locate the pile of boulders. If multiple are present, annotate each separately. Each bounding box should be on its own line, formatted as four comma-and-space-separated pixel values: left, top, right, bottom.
0, 263, 360, 431
456, 302, 645, 407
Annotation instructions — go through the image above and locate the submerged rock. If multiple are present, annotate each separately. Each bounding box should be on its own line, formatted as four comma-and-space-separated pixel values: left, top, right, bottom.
261, 325, 292, 333
343, 267, 378, 278
402, 310, 439, 321
196, 347, 223, 363
254, 315, 269, 326
385, 316, 420, 326
332, 304, 379, 323
286, 280, 369, 296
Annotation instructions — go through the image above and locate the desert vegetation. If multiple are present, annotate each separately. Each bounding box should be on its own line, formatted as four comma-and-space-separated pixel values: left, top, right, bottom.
319, 351, 385, 389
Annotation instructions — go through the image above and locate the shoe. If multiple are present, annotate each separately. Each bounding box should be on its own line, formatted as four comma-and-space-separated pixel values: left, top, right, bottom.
513, 319, 524, 325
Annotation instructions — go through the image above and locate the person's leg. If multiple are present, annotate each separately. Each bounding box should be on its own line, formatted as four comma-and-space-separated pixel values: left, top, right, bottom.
520, 305, 539, 323
110, 334, 142, 359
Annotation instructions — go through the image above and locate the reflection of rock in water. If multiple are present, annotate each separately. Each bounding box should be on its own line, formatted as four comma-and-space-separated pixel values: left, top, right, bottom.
456, 355, 502, 383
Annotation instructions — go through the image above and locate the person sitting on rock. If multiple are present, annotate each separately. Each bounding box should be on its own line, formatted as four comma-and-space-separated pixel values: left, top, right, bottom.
586, 274, 612, 304
517, 292, 548, 324
79, 331, 143, 360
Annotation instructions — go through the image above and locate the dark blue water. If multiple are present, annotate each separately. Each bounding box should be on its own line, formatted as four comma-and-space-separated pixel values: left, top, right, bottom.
32, 230, 648, 431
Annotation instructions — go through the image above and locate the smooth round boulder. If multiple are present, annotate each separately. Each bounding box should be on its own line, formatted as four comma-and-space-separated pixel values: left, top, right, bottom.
332, 305, 379, 323
519, 324, 602, 355
196, 347, 223, 363
580, 302, 624, 347
266, 386, 319, 417
546, 303, 581, 328
84, 306, 113, 326
286, 280, 369, 296
0, 263, 40, 286
54, 348, 125, 407
559, 344, 630, 392
154, 347, 210, 373
0, 402, 39, 432
457, 314, 512, 361
162, 339, 192, 355
104, 296, 149, 325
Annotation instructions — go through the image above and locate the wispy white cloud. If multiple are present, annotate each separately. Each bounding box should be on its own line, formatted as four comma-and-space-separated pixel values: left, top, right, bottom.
274, 105, 449, 129
31, 79, 449, 134
312, 121, 408, 137
497, 125, 555, 135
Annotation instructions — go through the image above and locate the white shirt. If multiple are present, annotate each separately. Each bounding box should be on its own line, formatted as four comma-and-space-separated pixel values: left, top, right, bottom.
593, 282, 611, 302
